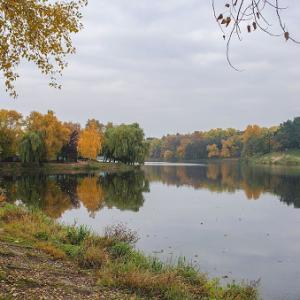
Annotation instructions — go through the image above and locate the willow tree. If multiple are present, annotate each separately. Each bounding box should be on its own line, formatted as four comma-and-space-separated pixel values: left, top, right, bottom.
19, 131, 45, 164
0, 0, 87, 98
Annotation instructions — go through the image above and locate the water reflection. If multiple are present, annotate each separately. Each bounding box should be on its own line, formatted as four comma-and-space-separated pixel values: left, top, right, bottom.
1, 162, 300, 219
144, 162, 300, 207
1, 171, 149, 218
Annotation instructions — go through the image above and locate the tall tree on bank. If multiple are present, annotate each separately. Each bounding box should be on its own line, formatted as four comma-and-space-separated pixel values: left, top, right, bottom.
0, 0, 87, 98
0, 109, 23, 161
26, 111, 69, 161
103, 123, 149, 165
78, 122, 103, 160
19, 131, 45, 164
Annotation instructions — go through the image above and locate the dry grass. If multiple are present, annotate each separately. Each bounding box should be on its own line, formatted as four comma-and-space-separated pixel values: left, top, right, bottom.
36, 242, 66, 260
0, 203, 258, 300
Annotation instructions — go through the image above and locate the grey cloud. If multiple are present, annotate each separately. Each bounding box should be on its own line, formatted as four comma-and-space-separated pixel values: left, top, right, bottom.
1, 0, 300, 137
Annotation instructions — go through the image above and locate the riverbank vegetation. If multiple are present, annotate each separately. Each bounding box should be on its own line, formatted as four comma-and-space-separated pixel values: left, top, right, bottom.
148, 117, 300, 165
0, 203, 257, 299
0, 109, 149, 167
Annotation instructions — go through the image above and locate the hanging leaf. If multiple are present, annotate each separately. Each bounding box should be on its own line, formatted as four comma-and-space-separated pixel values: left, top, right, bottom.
217, 14, 223, 21
284, 31, 290, 41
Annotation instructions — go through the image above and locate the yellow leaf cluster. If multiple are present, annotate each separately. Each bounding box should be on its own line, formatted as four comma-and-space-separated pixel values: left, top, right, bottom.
0, 0, 87, 98
78, 124, 103, 160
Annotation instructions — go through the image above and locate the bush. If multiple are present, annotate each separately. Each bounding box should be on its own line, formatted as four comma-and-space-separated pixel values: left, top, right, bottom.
66, 224, 90, 245
109, 242, 132, 258
104, 223, 138, 245
78, 245, 108, 269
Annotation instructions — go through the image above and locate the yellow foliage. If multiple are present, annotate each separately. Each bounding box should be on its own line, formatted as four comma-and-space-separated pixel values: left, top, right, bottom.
0, 0, 87, 98
207, 144, 220, 158
77, 177, 104, 215
27, 111, 70, 161
78, 124, 103, 160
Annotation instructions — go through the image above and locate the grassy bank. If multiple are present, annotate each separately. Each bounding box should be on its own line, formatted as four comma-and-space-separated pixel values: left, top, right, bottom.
0, 161, 137, 175
248, 150, 300, 166
0, 203, 258, 300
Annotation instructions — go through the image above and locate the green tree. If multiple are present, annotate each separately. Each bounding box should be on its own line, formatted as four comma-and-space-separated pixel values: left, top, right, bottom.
0, 109, 23, 161
103, 123, 148, 165
19, 131, 46, 164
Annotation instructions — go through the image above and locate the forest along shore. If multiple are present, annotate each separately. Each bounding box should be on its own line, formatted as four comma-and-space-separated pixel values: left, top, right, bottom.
0, 203, 258, 300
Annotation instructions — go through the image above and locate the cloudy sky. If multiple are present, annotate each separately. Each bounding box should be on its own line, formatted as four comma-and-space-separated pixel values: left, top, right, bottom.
1, 0, 300, 137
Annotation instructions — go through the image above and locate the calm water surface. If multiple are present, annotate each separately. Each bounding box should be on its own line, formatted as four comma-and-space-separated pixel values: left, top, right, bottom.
2, 161, 300, 300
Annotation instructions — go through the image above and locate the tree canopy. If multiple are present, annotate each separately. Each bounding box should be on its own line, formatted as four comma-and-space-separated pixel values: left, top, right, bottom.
147, 116, 300, 162
0, 0, 87, 98
103, 123, 149, 165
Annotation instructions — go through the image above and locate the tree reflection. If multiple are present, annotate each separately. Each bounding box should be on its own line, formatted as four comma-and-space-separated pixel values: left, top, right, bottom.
0, 170, 150, 218
101, 171, 149, 212
77, 176, 104, 217
144, 162, 300, 208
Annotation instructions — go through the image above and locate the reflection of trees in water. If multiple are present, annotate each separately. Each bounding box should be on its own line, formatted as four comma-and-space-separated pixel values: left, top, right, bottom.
101, 171, 149, 212
0, 170, 150, 218
1, 175, 75, 218
77, 176, 104, 217
144, 162, 300, 208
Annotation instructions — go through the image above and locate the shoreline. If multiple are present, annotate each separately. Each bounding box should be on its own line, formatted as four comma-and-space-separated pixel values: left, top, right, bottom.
0, 203, 258, 300
0, 161, 138, 175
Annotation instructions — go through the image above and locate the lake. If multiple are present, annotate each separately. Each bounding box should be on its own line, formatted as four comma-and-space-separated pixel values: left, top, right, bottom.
2, 161, 300, 299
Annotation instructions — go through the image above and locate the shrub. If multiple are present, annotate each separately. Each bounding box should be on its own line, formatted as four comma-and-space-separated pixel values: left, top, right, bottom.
66, 224, 90, 245
78, 245, 108, 269
109, 242, 132, 258
104, 223, 138, 245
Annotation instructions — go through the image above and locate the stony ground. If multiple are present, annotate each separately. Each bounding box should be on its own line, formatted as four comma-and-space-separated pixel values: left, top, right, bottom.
0, 241, 142, 300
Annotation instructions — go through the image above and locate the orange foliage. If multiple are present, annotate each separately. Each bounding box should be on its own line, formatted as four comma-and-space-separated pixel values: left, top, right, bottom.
78, 123, 103, 160
77, 177, 104, 215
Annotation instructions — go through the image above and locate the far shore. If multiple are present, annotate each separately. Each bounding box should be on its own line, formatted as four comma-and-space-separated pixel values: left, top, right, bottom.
0, 160, 138, 175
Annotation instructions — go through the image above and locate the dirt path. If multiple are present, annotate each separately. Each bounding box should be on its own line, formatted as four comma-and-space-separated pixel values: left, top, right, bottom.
0, 241, 141, 300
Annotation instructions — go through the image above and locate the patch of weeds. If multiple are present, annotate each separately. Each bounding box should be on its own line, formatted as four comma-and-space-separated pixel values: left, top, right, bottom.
104, 223, 138, 245
60, 244, 81, 258
0, 204, 28, 223
176, 257, 203, 284
67, 224, 90, 245
78, 245, 108, 269
34, 231, 49, 241
109, 242, 132, 258
37, 242, 66, 260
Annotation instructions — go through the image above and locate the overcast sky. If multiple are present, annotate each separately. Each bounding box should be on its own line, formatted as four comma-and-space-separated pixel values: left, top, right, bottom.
1, 0, 300, 137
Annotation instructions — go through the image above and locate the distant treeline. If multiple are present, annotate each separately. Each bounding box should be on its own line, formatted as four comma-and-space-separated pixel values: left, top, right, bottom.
0, 110, 148, 165
147, 117, 300, 161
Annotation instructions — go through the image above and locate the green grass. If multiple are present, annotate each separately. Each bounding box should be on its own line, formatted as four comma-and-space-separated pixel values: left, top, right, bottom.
249, 149, 300, 166
0, 203, 258, 300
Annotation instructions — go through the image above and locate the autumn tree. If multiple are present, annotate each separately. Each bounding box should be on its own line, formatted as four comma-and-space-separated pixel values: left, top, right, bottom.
78, 122, 103, 160
241, 125, 276, 157
207, 144, 220, 158
26, 111, 69, 161
0, 0, 87, 98
0, 109, 23, 161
